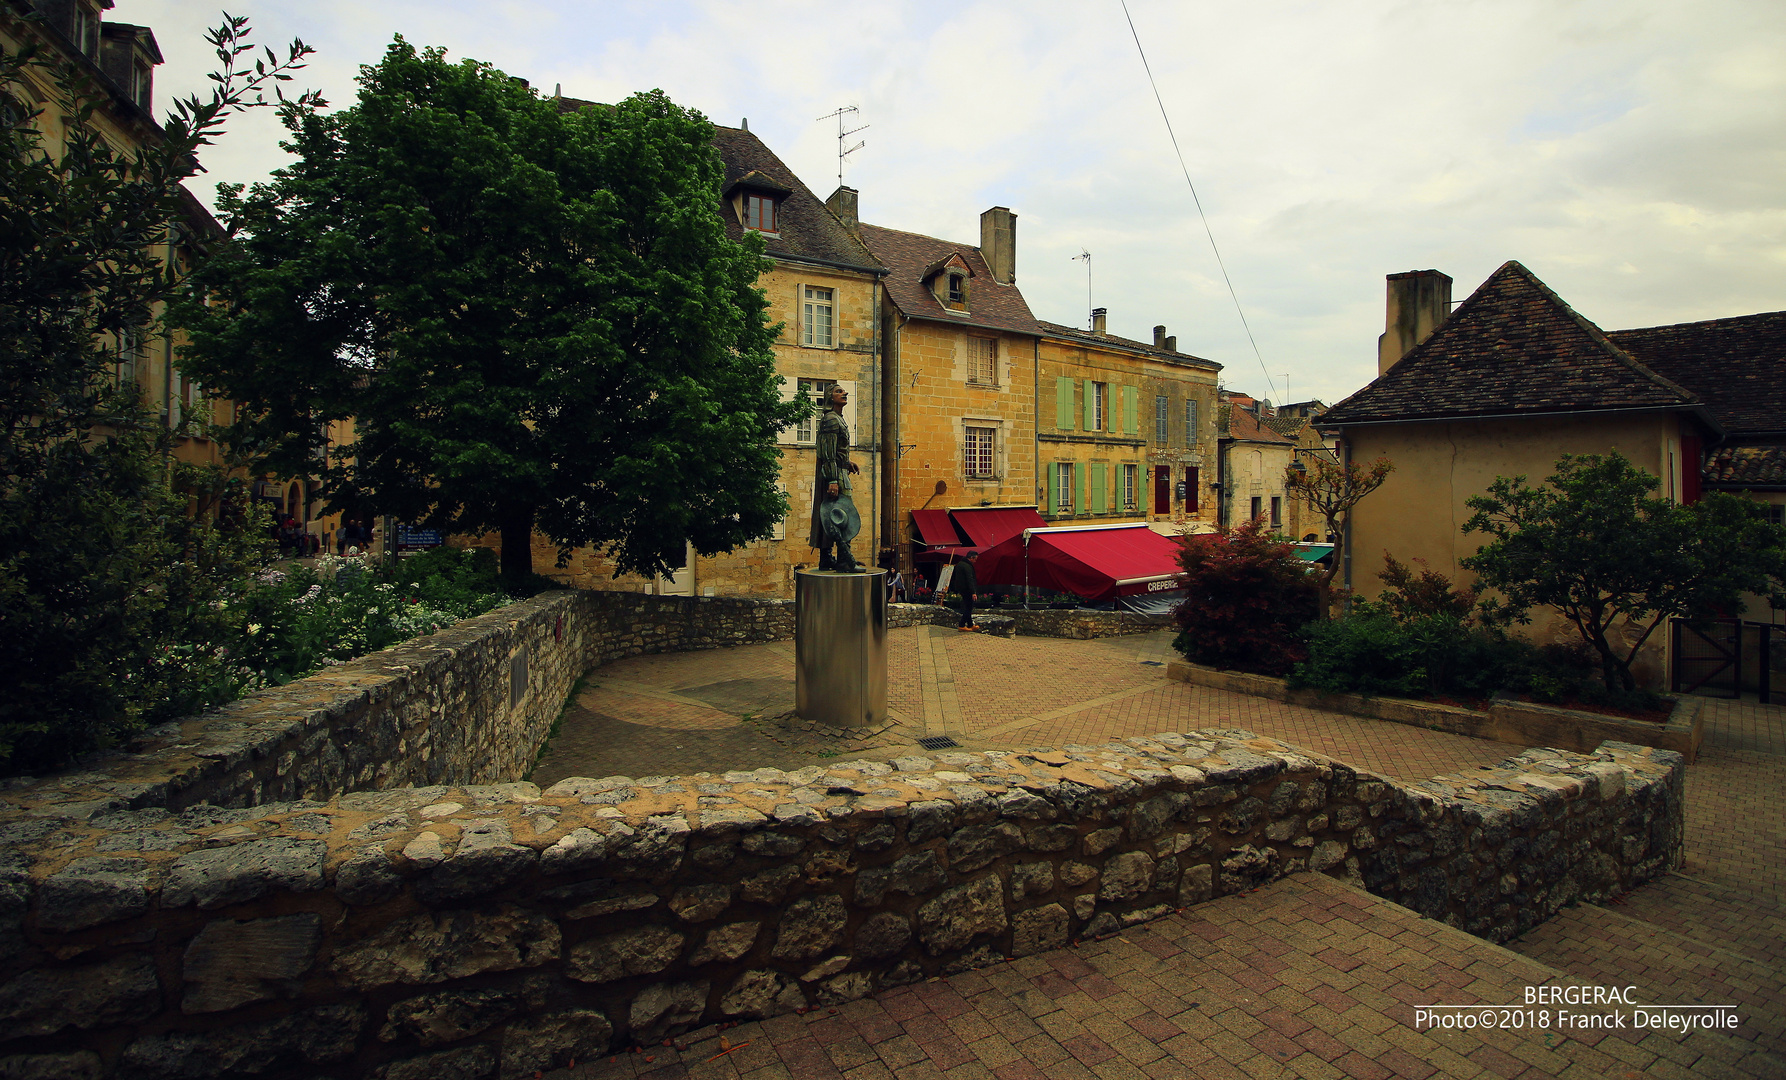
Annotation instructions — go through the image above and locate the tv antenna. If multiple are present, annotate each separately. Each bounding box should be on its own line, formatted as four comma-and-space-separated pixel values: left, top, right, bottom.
1072, 250, 1092, 329
816, 106, 868, 188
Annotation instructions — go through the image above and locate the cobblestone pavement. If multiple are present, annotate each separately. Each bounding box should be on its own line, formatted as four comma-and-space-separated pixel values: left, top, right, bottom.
533, 629, 1785, 1077
1509, 697, 1786, 1059
560, 873, 1778, 1080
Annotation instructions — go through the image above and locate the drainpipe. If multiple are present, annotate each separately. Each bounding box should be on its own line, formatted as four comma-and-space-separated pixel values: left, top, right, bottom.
1032, 336, 1040, 532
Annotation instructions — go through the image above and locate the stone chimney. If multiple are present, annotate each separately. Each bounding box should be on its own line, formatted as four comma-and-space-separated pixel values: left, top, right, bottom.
1164, 335, 1177, 352
979, 206, 1016, 285
1378, 269, 1452, 376
1091, 308, 1107, 336
826, 187, 859, 237
1153, 325, 1167, 348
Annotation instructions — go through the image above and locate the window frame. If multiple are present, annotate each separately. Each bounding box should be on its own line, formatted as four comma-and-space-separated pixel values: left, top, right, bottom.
1122, 463, 1138, 510
801, 284, 835, 348
1056, 462, 1075, 515
947, 273, 966, 305
1155, 395, 1169, 444
1270, 496, 1282, 528
744, 193, 778, 233
793, 377, 834, 444
1185, 398, 1198, 445
1091, 382, 1107, 431
967, 336, 998, 386
963, 425, 996, 479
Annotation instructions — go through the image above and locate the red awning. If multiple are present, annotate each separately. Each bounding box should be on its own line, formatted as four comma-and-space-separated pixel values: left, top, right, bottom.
948, 506, 1047, 548
975, 524, 1186, 603
911, 509, 964, 547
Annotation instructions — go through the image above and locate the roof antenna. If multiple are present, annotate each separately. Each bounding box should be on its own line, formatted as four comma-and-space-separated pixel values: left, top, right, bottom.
1072, 250, 1092, 330
816, 106, 868, 189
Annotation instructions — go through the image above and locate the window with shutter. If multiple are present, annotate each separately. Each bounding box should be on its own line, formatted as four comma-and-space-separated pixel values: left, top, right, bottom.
1056, 376, 1076, 430
1155, 395, 1169, 444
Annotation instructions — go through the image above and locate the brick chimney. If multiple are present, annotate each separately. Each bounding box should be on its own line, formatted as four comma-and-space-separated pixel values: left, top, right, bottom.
826, 186, 859, 237
979, 206, 1016, 285
1378, 269, 1451, 376
1091, 307, 1107, 336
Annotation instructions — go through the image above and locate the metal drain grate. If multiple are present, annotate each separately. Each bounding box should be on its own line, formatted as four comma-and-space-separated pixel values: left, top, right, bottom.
917, 735, 960, 750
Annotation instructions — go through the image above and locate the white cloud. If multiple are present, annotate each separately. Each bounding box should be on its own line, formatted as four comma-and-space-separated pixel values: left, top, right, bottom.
127, 0, 1785, 404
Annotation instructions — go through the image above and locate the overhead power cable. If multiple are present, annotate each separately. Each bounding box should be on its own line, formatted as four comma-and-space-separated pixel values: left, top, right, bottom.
1120, 0, 1276, 402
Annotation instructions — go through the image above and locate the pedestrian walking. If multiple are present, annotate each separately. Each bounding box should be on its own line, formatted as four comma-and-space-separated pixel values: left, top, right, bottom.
954, 551, 979, 630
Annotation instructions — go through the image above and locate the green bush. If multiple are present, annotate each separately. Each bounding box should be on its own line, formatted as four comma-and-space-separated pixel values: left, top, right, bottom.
1172, 519, 1320, 676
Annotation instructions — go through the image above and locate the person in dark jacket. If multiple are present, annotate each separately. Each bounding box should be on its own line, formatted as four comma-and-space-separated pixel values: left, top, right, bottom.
954, 551, 979, 630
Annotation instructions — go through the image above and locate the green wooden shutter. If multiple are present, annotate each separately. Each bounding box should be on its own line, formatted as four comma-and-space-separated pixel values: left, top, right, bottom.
1056, 376, 1075, 430
1048, 464, 1059, 514
1090, 464, 1106, 513
1123, 386, 1139, 434
1083, 379, 1095, 431
1072, 463, 1085, 517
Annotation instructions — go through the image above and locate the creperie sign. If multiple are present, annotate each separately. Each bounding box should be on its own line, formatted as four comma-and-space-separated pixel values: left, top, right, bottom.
1146, 578, 1184, 593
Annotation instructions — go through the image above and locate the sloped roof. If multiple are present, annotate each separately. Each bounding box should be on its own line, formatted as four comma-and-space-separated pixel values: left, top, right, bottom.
555, 100, 881, 274
1322, 261, 1701, 427
1220, 403, 1294, 444
1608, 311, 1786, 439
1264, 415, 1310, 439
1035, 321, 1221, 371
1705, 446, 1786, 489
858, 223, 1040, 336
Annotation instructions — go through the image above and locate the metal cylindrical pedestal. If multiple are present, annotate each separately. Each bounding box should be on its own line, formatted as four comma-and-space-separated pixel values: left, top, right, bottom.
795, 569, 887, 727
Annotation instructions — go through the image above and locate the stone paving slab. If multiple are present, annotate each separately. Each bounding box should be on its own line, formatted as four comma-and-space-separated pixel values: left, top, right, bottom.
550, 873, 1781, 1080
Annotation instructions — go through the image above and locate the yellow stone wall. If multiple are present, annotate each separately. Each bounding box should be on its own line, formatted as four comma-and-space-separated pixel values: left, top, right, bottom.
886, 318, 1036, 552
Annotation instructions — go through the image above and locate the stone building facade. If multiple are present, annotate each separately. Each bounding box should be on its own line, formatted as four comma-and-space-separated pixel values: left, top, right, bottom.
1217, 393, 1296, 532
859, 213, 1041, 567
1035, 316, 1221, 528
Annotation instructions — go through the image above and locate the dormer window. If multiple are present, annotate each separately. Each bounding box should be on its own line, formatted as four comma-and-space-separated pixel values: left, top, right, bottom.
948, 274, 965, 304
744, 193, 777, 233
75, 6, 99, 56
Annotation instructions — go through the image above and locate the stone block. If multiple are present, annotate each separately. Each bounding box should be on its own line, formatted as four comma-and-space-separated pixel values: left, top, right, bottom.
566, 925, 684, 984
1010, 861, 1054, 900
743, 831, 807, 857
380, 987, 524, 1046
720, 969, 803, 1020
500, 1009, 612, 1080
182, 912, 322, 1013
0, 1053, 104, 1080
163, 837, 326, 909
770, 895, 846, 960
1082, 827, 1121, 856
1011, 904, 1068, 957
917, 874, 1005, 955
854, 850, 945, 905
947, 822, 1022, 871
816, 971, 873, 1006
669, 883, 732, 922
36, 856, 152, 931
0, 953, 159, 1036
628, 981, 707, 1042
690, 921, 760, 965
539, 827, 608, 875
117, 1002, 364, 1080
1178, 864, 1213, 906
1309, 840, 1348, 872
330, 906, 560, 990
740, 864, 799, 904
336, 845, 403, 906
378, 1044, 496, 1080
415, 819, 535, 903
1098, 850, 1155, 902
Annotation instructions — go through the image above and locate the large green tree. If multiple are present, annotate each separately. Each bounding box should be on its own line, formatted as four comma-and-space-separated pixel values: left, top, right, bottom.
1461, 451, 1786, 691
0, 13, 312, 771
176, 41, 800, 584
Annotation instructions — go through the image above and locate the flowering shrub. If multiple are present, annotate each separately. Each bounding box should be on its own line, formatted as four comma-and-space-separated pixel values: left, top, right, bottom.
1171, 519, 1320, 676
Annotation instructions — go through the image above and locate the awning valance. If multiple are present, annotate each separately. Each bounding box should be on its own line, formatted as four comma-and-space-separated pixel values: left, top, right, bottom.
910, 509, 964, 547
975, 524, 1187, 603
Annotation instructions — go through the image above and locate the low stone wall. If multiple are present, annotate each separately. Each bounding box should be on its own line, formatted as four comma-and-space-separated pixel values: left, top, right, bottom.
0, 731, 1682, 1079
889, 603, 1171, 639
1167, 661, 1706, 763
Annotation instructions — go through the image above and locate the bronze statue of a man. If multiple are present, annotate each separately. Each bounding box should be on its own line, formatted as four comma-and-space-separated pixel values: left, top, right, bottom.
809, 383, 863, 572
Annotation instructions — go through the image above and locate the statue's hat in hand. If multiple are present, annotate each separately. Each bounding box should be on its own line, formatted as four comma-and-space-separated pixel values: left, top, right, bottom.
822, 496, 861, 547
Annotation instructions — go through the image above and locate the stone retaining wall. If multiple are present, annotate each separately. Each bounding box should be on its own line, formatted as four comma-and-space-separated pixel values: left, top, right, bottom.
0, 731, 1683, 1079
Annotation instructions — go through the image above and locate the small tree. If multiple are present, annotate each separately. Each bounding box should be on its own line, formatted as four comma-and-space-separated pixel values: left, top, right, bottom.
1172, 518, 1320, 676
1462, 452, 1786, 692
1284, 454, 1393, 618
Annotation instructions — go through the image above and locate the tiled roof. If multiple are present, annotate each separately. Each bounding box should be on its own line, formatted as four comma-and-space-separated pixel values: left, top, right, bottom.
1035, 321, 1221, 371
1322, 261, 1700, 426
1608, 312, 1786, 439
1705, 445, 1786, 488
1219, 403, 1294, 444
710, 126, 881, 272
858, 223, 1040, 336
555, 100, 880, 273
1263, 415, 1309, 439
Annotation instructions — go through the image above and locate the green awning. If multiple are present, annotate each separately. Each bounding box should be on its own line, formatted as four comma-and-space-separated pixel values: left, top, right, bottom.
1292, 544, 1334, 561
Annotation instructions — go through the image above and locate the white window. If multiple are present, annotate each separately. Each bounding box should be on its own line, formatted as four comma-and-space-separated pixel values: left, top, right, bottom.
802, 286, 834, 348
1155, 395, 1169, 444
964, 426, 995, 478
1123, 463, 1138, 510
1056, 462, 1074, 513
117, 327, 142, 388
1185, 399, 1198, 445
967, 337, 997, 386
745, 194, 777, 232
1091, 382, 1107, 431
794, 377, 833, 443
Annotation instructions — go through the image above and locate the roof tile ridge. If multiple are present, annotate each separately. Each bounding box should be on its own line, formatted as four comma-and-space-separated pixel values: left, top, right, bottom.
1610, 309, 1786, 336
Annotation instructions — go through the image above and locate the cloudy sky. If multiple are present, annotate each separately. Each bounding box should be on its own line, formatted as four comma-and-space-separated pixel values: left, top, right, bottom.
131, 0, 1784, 405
